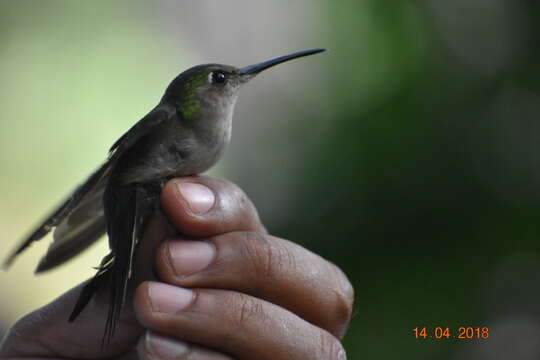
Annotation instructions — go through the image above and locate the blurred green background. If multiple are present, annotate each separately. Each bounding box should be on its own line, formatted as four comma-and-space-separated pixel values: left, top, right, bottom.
1, 1, 540, 358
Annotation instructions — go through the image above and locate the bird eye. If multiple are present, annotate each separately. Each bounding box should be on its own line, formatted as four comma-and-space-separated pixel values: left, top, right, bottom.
211, 71, 227, 84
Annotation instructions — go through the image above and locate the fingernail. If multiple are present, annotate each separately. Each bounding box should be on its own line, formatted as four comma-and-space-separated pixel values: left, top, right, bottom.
148, 282, 194, 313
169, 240, 216, 277
145, 331, 189, 358
176, 182, 215, 215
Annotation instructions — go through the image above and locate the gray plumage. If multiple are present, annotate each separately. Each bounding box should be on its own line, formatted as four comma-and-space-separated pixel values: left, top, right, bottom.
3, 49, 325, 345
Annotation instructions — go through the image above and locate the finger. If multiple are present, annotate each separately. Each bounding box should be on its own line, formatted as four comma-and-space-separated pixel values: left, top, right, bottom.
137, 331, 234, 360
155, 232, 354, 339
133, 282, 346, 360
160, 176, 266, 237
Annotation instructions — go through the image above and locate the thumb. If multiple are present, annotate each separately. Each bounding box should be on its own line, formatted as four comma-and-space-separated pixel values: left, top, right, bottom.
0, 282, 140, 359
0, 214, 173, 359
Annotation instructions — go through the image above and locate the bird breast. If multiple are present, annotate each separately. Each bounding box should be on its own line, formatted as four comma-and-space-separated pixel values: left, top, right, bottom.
120, 112, 231, 184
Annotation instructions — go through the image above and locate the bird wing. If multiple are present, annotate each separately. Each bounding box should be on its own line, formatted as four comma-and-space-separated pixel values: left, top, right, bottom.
66, 106, 173, 343
34, 174, 109, 273
3, 105, 172, 271
109, 104, 173, 156
3, 160, 112, 270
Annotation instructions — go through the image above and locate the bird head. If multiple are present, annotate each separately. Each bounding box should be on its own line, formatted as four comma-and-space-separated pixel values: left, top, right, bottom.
162, 48, 325, 120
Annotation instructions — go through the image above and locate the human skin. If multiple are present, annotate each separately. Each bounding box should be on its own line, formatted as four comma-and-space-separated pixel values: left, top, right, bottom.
0, 176, 353, 359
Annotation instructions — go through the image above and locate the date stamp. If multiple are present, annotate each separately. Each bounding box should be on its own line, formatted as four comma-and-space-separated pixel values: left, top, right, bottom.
413, 327, 489, 340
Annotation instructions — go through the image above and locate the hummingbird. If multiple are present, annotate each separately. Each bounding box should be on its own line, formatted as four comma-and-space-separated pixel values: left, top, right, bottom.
3, 48, 325, 343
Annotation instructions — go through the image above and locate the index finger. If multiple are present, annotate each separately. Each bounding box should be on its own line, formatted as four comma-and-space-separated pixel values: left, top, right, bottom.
160, 176, 266, 237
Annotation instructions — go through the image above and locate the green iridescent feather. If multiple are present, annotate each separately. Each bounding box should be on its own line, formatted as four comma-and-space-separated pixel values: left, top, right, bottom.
178, 71, 207, 119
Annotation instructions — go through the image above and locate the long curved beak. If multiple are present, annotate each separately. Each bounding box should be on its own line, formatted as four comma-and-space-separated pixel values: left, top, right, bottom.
239, 48, 325, 76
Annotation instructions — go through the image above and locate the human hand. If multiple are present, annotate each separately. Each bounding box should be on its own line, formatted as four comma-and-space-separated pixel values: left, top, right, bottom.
0, 176, 353, 359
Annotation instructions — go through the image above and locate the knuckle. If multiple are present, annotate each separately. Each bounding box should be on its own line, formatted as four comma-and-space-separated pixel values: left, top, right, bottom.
330, 264, 355, 326
232, 183, 250, 208
218, 177, 249, 205
242, 232, 294, 283
318, 331, 347, 360
333, 294, 353, 333
229, 292, 266, 330
216, 178, 263, 229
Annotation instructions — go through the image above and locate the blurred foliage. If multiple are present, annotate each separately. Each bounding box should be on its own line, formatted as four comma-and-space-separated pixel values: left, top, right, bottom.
274, 1, 540, 358
1, 1, 540, 358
